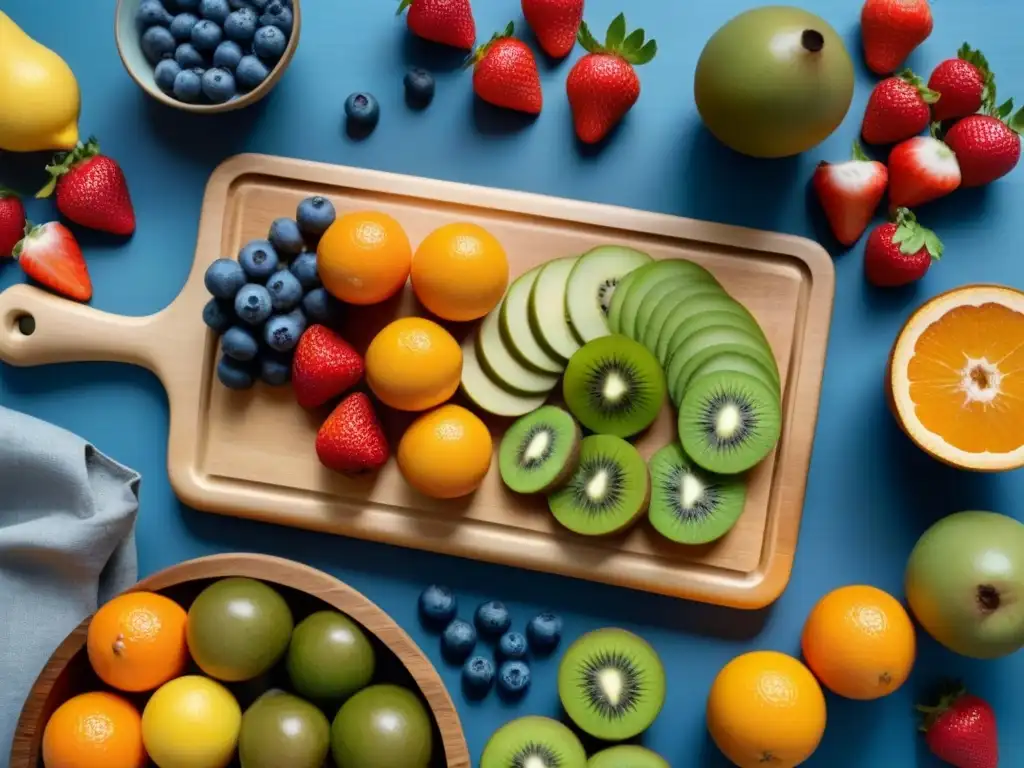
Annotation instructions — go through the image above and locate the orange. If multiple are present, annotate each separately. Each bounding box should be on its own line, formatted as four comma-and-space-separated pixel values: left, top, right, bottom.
317, 210, 412, 305
801, 584, 916, 701
397, 404, 493, 498
87, 591, 188, 693
42, 691, 146, 768
411, 222, 509, 322
365, 317, 462, 411
706, 650, 826, 768
888, 284, 1024, 471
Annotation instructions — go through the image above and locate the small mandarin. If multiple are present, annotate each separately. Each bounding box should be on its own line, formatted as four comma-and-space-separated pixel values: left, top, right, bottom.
365, 317, 462, 411
317, 211, 412, 305
42, 691, 146, 768
398, 404, 494, 498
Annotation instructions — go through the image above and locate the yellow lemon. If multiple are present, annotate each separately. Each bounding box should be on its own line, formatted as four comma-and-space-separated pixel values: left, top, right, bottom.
141, 676, 241, 768
398, 404, 493, 499
365, 317, 462, 411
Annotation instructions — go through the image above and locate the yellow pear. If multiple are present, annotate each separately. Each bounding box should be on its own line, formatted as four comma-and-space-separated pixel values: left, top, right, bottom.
0, 10, 81, 152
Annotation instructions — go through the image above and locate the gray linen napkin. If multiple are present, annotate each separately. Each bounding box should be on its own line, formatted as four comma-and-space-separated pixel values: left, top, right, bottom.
0, 406, 141, 765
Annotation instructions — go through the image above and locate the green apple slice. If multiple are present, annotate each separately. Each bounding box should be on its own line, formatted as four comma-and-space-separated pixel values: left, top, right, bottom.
476, 306, 560, 395
565, 245, 652, 343
641, 284, 726, 353
500, 266, 564, 375
617, 260, 719, 340
460, 335, 550, 418
529, 256, 580, 363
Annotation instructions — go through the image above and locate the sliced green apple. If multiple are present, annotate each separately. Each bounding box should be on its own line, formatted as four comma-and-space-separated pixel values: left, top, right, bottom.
500, 266, 564, 375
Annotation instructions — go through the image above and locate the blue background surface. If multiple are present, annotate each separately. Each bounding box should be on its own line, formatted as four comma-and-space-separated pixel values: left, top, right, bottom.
2, 0, 1024, 764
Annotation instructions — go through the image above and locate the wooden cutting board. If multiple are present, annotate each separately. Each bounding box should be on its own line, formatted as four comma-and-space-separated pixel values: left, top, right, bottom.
0, 154, 834, 610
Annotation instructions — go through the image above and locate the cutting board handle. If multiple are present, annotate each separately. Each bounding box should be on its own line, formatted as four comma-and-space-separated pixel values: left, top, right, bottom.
0, 285, 164, 373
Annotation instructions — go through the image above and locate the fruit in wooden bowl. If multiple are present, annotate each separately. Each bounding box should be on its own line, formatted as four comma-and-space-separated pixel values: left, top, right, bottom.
10, 553, 469, 768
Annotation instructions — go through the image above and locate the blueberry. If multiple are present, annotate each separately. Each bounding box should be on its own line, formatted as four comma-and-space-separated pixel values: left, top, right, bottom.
418, 585, 457, 629
344, 92, 380, 133
204, 257, 247, 299
172, 67, 204, 102
238, 239, 279, 281
199, 0, 231, 24
497, 660, 531, 699
175, 0, 200, 9
301, 288, 344, 327
266, 269, 303, 312
235, 54, 270, 91
137, 0, 173, 29
154, 59, 182, 92
217, 355, 255, 389
404, 68, 435, 108
259, 1, 293, 35
224, 8, 258, 43
202, 67, 236, 103
222, 325, 259, 361
229, 0, 254, 7
263, 309, 305, 352
462, 656, 495, 700
174, 42, 205, 69
259, 352, 292, 386
441, 619, 477, 664
268, 217, 304, 259
141, 26, 177, 65
202, 298, 234, 334
191, 19, 223, 51
234, 283, 273, 325
525, 612, 563, 655
169, 12, 199, 41
296, 196, 336, 242
289, 252, 320, 289
212, 40, 243, 71
474, 600, 511, 638
252, 25, 286, 60
497, 631, 528, 661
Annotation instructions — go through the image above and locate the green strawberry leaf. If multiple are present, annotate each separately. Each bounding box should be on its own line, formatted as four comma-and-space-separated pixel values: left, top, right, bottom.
0, 186, 19, 199
605, 13, 627, 50
396, 0, 412, 16
892, 209, 942, 259
1009, 106, 1024, 135
852, 140, 870, 162
577, 20, 603, 53
630, 39, 658, 66
997, 98, 1015, 119
622, 28, 646, 56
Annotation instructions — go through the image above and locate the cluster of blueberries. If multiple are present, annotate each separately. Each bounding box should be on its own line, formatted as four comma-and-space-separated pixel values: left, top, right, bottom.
136, 0, 294, 105
418, 585, 564, 702
202, 195, 344, 390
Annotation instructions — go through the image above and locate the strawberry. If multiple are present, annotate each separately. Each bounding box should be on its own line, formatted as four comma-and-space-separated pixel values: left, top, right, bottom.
522, 0, 584, 59
0, 188, 26, 259
928, 44, 993, 122
316, 392, 390, 474
292, 324, 365, 409
861, 0, 933, 76
862, 70, 939, 145
812, 141, 889, 246
864, 207, 942, 287
566, 14, 656, 145
12, 222, 92, 302
468, 23, 543, 115
944, 99, 1024, 187
918, 686, 998, 768
397, 0, 475, 50
887, 135, 962, 209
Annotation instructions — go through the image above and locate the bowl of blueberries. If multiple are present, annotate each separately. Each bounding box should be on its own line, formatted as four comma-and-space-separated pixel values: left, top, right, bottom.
116, 0, 300, 112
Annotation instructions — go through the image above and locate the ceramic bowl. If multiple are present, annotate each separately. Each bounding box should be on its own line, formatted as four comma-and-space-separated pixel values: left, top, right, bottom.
114, 0, 301, 114
10, 553, 470, 768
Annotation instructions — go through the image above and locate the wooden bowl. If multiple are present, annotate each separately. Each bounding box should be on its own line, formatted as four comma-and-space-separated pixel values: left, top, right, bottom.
10, 553, 469, 768
114, 0, 301, 114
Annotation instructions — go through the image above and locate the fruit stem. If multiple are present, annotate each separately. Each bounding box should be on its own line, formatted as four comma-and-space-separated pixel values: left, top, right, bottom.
801, 29, 824, 53
35, 136, 101, 200
112, 634, 126, 656
916, 682, 967, 732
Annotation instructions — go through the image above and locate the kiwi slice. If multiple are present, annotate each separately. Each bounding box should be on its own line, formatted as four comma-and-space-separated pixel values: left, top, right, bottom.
640, 284, 725, 353
588, 745, 670, 768
663, 309, 769, 362
565, 246, 652, 342
530, 256, 582, 363
679, 370, 782, 475
499, 407, 582, 494
605, 267, 643, 335
481, 716, 587, 768
647, 443, 746, 545
562, 335, 666, 439
501, 266, 565, 375
633, 277, 720, 345
616, 260, 718, 340
557, 628, 666, 741
654, 293, 758, 364
548, 435, 650, 536
688, 351, 778, 394
461, 336, 550, 417
477, 307, 561, 395
667, 326, 779, 406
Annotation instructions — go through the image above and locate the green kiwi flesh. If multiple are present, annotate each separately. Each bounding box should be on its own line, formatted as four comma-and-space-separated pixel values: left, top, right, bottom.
647, 443, 747, 545
631, 277, 718, 344
548, 435, 650, 536
480, 716, 587, 768
640, 284, 726, 353
588, 745, 671, 768
667, 326, 779, 406
557, 628, 666, 741
605, 267, 644, 335
687, 351, 778, 396
563, 335, 666, 438
614, 259, 718, 340
499, 406, 582, 494
654, 292, 758, 364
679, 370, 782, 475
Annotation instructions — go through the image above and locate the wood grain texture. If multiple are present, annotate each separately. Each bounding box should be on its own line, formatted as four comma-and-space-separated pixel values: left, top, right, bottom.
10, 553, 469, 768
0, 154, 835, 609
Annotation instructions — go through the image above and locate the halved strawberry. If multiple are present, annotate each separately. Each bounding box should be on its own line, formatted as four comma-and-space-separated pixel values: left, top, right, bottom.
812, 141, 889, 246
12, 222, 92, 302
888, 134, 962, 210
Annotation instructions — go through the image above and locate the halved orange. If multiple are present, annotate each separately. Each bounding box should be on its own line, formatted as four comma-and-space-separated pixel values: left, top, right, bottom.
888, 284, 1024, 472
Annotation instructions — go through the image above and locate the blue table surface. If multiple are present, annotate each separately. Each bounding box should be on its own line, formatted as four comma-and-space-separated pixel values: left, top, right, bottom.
3, 0, 1024, 764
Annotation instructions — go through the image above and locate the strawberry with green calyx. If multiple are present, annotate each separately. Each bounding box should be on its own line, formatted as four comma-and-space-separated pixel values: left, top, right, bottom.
467, 22, 543, 115
917, 684, 998, 768
928, 44, 994, 122
566, 13, 657, 144
863, 207, 942, 288
944, 94, 1024, 187
13, 221, 92, 302
861, 69, 940, 146
812, 140, 889, 246
0, 187, 26, 259
397, 0, 476, 50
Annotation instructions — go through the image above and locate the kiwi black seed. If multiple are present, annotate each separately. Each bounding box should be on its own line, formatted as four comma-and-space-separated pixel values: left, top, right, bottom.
557, 628, 666, 742
678, 370, 781, 475
499, 406, 582, 495
647, 442, 747, 545
562, 334, 666, 439
480, 715, 587, 768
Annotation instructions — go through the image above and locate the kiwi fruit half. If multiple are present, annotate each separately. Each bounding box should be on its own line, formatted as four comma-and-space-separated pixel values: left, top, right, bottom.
647, 443, 747, 544
548, 435, 650, 536
655, 293, 758, 364
499, 406, 582, 494
481, 715, 587, 768
679, 370, 782, 475
563, 335, 666, 438
558, 628, 666, 741
615, 259, 718, 340
588, 745, 670, 768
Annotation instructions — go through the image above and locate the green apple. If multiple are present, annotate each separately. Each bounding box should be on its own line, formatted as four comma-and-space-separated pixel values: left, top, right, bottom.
905, 510, 1024, 659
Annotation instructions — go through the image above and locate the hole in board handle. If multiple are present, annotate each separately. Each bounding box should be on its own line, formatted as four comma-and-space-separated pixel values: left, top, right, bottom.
14, 313, 35, 336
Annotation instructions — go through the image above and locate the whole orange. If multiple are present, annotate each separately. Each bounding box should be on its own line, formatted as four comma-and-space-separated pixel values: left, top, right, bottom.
397, 404, 493, 498
42, 691, 147, 768
87, 591, 189, 693
365, 317, 462, 411
317, 211, 412, 305
706, 650, 826, 768
801, 584, 916, 700
411, 222, 509, 322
